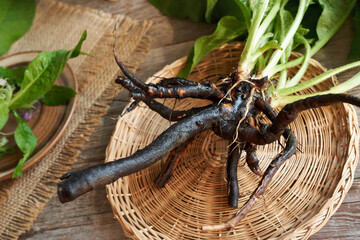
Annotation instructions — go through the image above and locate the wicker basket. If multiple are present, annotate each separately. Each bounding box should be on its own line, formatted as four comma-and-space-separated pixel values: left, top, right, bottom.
105, 43, 359, 239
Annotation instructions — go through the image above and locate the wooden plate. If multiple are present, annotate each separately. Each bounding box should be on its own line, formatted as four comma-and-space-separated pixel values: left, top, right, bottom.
0, 51, 77, 181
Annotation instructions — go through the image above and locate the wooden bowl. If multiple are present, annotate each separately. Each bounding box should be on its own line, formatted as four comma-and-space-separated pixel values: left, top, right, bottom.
105, 43, 359, 239
0, 51, 77, 181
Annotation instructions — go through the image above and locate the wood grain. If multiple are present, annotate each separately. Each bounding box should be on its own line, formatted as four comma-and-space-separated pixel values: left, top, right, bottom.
19, 1, 360, 239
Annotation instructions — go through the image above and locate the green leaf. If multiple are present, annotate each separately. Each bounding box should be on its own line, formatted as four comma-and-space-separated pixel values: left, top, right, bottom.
291, 26, 310, 50
0, 66, 14, 79
149, 0, 207, 22
0, 0, 36, 56
0, 137, 14, 158
205, 0, 218, 23
317, 0, 355, 39
0, 146, 14, 159
211, 0, 251, 29
41, 85, 77, 106
312, 0, 356, 53
348, 5, 360, 60
8, 31, 86, 110
178, 16, 247, 78
11, 66, 27, 87
0, 66, 26, 86
0, 100, 9, 130
13, 112, 37, 178
9, 51, 69, 110
70, 30, 87, 58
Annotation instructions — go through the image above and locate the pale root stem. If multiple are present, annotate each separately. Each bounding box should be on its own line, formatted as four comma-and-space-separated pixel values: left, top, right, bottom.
202, 197, 258, 232
238, 0, 269, 73
231, 87, 255, 145
219, 70, 250, 105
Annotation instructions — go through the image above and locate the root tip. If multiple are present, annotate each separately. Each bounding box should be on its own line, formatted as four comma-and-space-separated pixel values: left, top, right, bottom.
201, 223, 232, 232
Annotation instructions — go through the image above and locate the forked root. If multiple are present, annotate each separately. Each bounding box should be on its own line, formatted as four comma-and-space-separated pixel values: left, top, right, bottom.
202, 129, 297, 232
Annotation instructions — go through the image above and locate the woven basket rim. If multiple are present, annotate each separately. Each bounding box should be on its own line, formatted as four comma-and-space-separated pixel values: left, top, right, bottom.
105, 42, 359, 240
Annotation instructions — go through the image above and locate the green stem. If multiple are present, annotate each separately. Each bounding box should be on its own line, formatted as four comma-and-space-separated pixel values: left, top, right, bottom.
271, 92, 320, 107
253, 32, 274, 54
254, 1, 281, 45
277, 54, 288, 89
238, 0, 269, 73
272, 71, 360, 107
284, 37, 311, 88
240, 1, 281, 74
275, 0, 290, 90
257, 54, 266, 72
327, 71, 360, 93
252, 41, 281, 62
262, 0, 308, 76
276, 60, 360, 96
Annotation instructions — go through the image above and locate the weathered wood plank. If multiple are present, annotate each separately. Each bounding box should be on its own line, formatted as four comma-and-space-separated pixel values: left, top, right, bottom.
310, 201, 360, 240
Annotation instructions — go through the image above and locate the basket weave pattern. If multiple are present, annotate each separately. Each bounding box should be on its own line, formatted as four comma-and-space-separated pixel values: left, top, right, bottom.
106, 43, 359, 239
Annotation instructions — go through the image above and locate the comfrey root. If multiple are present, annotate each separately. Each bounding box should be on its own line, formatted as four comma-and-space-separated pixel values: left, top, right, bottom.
57, 51, 360, 230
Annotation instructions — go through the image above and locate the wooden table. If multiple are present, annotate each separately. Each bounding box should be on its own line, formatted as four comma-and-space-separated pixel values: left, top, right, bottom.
19, 1, 360, 239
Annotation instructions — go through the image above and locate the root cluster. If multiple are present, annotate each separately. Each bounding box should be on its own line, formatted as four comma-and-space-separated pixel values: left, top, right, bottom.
57, 51, 360, 231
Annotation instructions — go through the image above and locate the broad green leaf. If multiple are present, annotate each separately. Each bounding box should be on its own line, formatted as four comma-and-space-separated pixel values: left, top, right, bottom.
11, 66, 27, 87
9, 51, 69, 110
0, 100, 9, 130
0, 0, 36, 56
317, 0, 356, 39
148, 0, 251, 25
41, 85, 77, 106
312, 0, 356, 53
149, 0, 207, 22
13, 112, 37, 177
178, 16, 247, 78
8, 31, 86, 110
348, 5, 360, 60
212, 0, 251, 29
